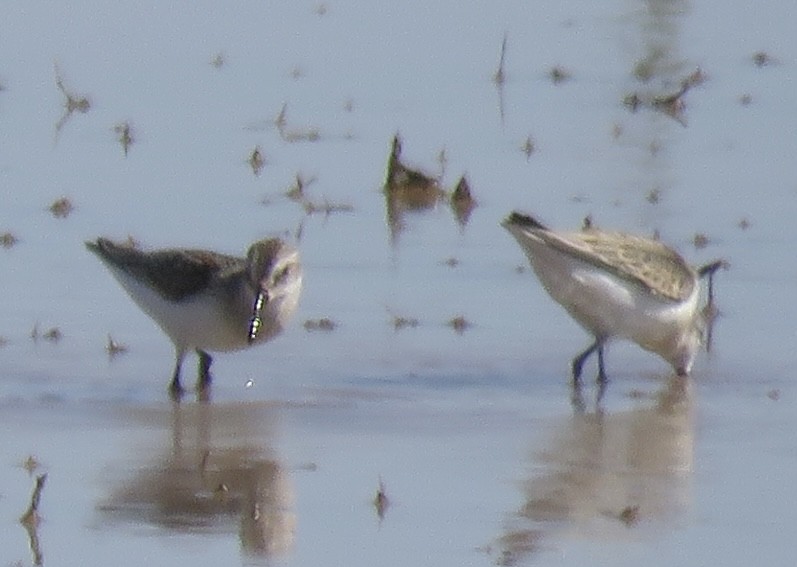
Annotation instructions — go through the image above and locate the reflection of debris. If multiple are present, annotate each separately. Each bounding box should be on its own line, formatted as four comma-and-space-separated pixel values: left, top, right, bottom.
448, 315, 471, 334
49, 197, 74, 218
450, 175, 476, 227
493, 32, 508, 86
441, 257, 459, 268
739, 93, 753, 106
114, 122, 134, 156
767, 389, 780, 401
1, 231, 18, 248
374, 477, 389, 521
106, 334, 128, 357
581, 215, 594, 230
314, 3, 328, 16
248, 146, 266, 176
54, 63, 91, 139
646, 188, 661, 204
303, 318, 336, 332
737, 217, 751, 230
384, 134, 446, 244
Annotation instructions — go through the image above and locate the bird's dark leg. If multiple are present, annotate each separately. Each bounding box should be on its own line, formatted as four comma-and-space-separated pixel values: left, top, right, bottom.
698, 259, 726, 306
697, 260, 726, 352
596, 343, 608, 385
169, 349, 187, 401
197, 349, 213, 392
571, 338, 602, 384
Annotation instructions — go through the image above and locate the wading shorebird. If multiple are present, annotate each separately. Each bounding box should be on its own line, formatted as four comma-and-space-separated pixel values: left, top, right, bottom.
502, 212, 723, 384
86, 237, 302, 398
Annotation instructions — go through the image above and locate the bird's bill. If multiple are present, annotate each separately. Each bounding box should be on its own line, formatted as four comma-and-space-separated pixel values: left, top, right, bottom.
247, 289, 269, 343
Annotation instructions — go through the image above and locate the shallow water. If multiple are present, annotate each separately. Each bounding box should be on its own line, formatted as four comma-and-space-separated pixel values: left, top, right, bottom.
1, 1, 796, 565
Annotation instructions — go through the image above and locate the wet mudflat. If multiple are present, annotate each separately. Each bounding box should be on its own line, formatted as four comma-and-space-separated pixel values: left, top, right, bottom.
2, 1, 797, 565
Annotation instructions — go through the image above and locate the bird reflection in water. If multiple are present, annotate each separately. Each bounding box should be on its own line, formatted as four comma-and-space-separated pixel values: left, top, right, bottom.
384, 134, 476, 245
494, 376, 693, 565
98, 401, 294, 558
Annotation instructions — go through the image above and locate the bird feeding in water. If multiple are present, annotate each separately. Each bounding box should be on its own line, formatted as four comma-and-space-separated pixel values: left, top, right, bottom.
86, 237, 302, 398
502, 212, 723, 384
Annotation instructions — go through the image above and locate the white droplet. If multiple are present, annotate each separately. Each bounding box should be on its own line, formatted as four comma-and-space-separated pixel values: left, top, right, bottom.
245, 379, 254, 388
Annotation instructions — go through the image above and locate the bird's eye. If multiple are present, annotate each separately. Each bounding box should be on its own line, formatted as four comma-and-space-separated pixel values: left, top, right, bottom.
274, 265, 291, 284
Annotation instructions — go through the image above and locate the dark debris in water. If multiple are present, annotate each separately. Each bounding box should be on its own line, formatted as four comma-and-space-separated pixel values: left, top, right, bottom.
646, 188, 661, 204
22, 455, 42, 475
752, 51, 776, 68
492, 528, 543, 566
20, 473, 47, 526
248, 146, 266, 176
54, 63, 91, 139
1, 231, 18, 248
304, 318, 337, 332
521, 136, 535, 160
619, 504, 640, 526
448, 315, 471, 334
548, 65, 571, 84
493, 32, 508, 86
692, 233, 710, 249
450, 175, 476, 227
302, 199, 354, 216
210, 52, 226, 69
49, 197, 74, 219
114, 121, 134, 156
373, 477, 389, 521
31, 324, 63, 343
106, 334, 128, 357
391, 314, 420, 331
285, 172, 316, 202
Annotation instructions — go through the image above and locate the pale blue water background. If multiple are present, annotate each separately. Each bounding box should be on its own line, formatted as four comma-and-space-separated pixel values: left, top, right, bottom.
1, 1, 796, 565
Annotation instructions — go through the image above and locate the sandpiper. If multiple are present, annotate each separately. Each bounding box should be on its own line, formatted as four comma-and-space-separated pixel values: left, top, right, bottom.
86, 237, 302, 397
502, 212, 721, 383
